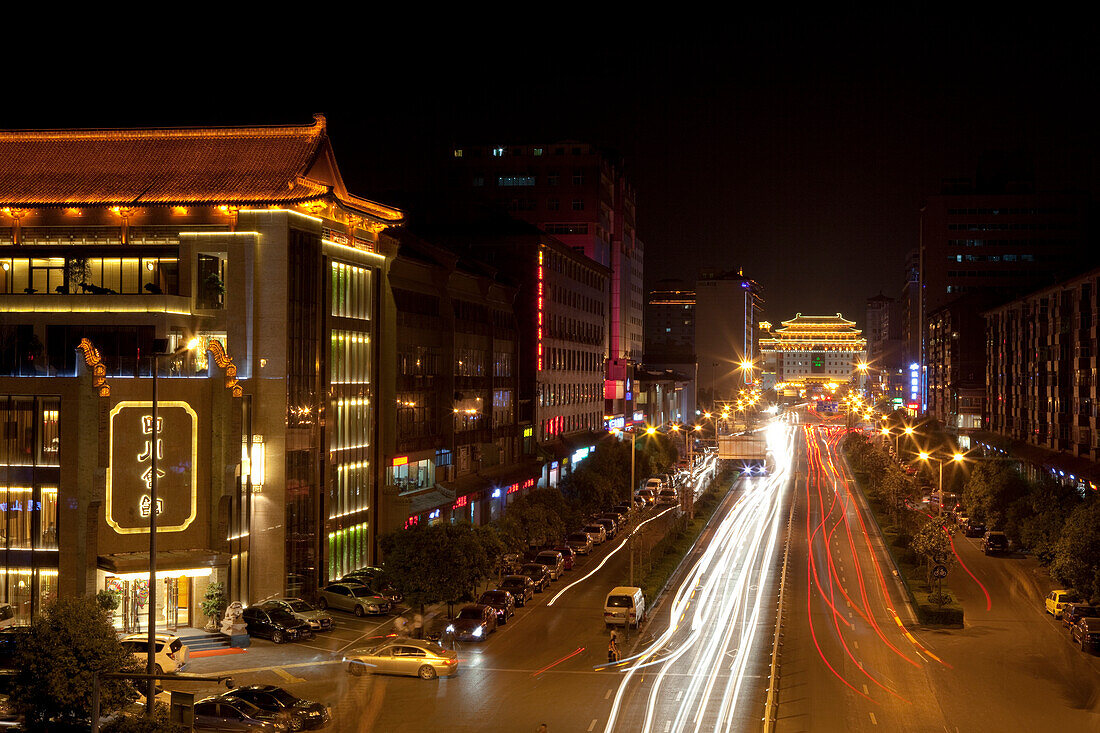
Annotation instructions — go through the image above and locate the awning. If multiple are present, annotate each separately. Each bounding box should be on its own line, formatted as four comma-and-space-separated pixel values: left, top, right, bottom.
969, 430, 1100, 484
98, 549, 230, 575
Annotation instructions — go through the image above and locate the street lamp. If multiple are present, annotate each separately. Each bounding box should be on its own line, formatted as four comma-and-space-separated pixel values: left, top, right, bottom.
144, 336, 199, 714
917, 451, 965, 517
613, 425, 656, 506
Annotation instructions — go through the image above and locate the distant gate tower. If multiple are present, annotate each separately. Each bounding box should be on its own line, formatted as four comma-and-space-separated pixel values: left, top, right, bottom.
759, 313, 868, 392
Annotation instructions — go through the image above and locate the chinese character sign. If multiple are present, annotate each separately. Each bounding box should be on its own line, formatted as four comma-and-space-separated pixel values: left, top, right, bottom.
107, 402, 197, 534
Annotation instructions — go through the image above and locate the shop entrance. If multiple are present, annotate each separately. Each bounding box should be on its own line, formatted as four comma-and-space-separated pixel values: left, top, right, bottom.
105, 574, 194, 634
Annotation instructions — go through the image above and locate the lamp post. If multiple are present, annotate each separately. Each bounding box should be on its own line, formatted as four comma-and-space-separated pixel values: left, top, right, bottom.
917, 451, 965, 517
144, 337, 198, 715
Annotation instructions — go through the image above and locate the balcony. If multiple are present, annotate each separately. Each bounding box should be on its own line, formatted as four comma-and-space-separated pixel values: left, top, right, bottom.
0, 293, 194, 315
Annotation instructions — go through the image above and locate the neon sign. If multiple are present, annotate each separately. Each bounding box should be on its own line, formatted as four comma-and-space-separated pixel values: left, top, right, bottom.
107, 401, 197, 535
537, 248, 545, 371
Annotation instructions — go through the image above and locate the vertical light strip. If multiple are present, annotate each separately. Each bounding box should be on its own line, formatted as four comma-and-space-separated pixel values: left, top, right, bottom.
537, 248, 544, 372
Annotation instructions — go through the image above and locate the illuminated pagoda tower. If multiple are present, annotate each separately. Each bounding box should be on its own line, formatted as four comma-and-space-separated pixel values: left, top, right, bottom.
759, 313, 868, 394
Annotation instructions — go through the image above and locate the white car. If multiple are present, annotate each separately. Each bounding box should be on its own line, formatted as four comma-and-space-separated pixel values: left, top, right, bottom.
118, 633, 190, 674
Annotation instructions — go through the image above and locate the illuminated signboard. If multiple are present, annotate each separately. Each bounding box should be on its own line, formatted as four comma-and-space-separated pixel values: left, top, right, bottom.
605, 415, 625, 431
633, 411, 645, 423
571, 446, 591, 465
908, 362, 920, 403
537, 249, 544, 371
106, 401, 197, 534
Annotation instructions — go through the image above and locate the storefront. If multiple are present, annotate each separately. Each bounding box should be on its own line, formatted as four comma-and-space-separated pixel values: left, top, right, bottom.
97, 551, 227, 633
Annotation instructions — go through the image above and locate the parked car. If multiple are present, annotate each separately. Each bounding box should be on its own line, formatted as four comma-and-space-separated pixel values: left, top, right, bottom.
499, 552, 523, 575
583, 524, 607, 545
316, 583, 391, 616
520, 563, 552, 592
0, 604, 14, 630
499, 575, 535, 606
119, 633, 190, 674
637, 488, 656, 506
194, 694, 291, 731
241, 606, 313, 644
1070, 616, 1100, 653
963, 519, 986, 537
340, 574, 403, 604
611, 503, 633, 518
1061, 603, 1098, 630
478, 590, 516, 625
604, 586, 646, 629
447, 604, 498, 641
656, 488, 678, 506
981, 530, 1008, 555
223, 685, 330, 730
554, 545, 576, 570
344, 637, 458, 679
0, 627, 31, 671
602, 509, 627, 525
566, 532, 594, 555
256, 598, 335, 632
534, 550, 565, 580
1046, 590, 1080, 618
646, 477, 663, 492
593, 517, 617, 539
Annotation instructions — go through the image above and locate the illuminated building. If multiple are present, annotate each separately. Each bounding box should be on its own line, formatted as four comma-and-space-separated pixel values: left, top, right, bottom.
759, 313, 868, 389
644, 281, 697, 416
0, 116, 402, 625
446, 142, 643, 435
380, 229, 539, 527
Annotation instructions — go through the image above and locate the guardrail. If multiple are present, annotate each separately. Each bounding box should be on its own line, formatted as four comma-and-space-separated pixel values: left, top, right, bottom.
762, 484, 796, 732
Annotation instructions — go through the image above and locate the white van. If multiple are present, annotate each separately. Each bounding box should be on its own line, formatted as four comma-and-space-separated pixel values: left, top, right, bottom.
604, 587, 645, 628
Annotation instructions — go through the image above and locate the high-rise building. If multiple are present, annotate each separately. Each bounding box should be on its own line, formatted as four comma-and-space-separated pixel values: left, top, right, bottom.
0, 116, 402, 625
864, 293, 905, 402
644, 280, 696, 417
694, 270, 764, 403
447, 142, 643, 430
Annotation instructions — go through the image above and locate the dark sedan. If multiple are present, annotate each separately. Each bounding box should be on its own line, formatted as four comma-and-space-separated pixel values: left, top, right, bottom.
498, 575, 535, 606
520, 563, 552, 592
194, 695, 290, 731
478, 590, 516, 625
224, 685, 330, 730
1070, 617, 1100, 653
1062, 603, 1100, 631
447, 604, 497, 642
242, 607, 313, 644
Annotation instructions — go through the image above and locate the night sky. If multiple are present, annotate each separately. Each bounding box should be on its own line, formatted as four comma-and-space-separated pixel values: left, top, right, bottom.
6, 21, 1095, 328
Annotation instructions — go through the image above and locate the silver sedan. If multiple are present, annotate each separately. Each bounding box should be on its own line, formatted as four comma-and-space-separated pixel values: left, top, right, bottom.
344, 637, 459, 679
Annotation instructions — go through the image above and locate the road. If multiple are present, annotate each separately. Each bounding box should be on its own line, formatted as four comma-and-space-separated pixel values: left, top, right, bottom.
602, 421, 792, 733
775, 414, 1100, 731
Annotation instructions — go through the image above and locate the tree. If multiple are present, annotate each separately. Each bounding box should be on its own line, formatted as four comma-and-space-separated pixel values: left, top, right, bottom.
962, 460, 1027, 529
496, 489, 568, 549
380, 521, 506, 614
911, 517, 954, 572
1050, 499, 1100, 603
201, 581, 228, 631
9, 595, 138, 731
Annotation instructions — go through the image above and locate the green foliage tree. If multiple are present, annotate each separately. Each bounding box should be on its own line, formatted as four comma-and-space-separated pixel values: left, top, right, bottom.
962, 460, 1027, 529
910, 517, 954, 572
1050, 499, 1100, 603
201, 581, 228, 630
380, 521, 506, 613
496, 488, 569, 549
9, 595, 138, 731
96, 588, 121, 614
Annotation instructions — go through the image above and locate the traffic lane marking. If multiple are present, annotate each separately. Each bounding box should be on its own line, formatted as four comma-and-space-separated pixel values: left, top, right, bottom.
272, 666, 306, 684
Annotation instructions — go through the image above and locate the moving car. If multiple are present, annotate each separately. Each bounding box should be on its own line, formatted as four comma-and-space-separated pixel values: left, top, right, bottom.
478, 590, 516, 625
256, 598, 335, 632
499, 575, 535, 606
566, 532, 593, 555
637, 489, 656, 506
241, 606, 313, 644
981, 530, 1008, 555
223, 685, 330, 730
1045, 590, 1080, 618
520, 563, 552, 592
316, 583, 391, 617
656, 488, 678, 506
447, 604, 498, 641
1061, 603, 1098, 630
1070, 617, 1100, 653
194, 694, 291, 731
534, 550, 565, 580
344, 637, 458, 679
118, 633, 190, 674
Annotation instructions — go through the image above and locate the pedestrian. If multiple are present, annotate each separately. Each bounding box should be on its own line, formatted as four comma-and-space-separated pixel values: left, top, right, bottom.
608, 635, 620, 663
412, 611, 423, 639
393, 615, 408, 636
536, 725, 548, 733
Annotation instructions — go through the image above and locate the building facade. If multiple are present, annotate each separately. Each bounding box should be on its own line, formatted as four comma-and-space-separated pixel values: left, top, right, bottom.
447, 142, 643, 432
0, 117, 402, 626
644, 280, 697, 416
926, 294, 992, 431
759, 314, 867, 389
694, 270, 764, 403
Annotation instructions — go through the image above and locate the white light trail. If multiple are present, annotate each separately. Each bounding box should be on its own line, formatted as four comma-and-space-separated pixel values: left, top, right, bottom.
604, 424, 794, 733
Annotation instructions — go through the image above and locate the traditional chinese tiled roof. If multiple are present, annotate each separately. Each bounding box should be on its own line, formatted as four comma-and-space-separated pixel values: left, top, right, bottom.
0, 114, 402, 223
